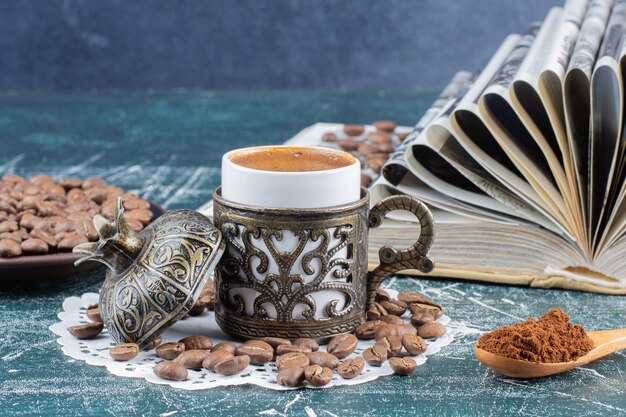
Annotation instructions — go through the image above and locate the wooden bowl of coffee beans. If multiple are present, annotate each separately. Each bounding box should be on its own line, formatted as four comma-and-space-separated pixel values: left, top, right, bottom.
0, 174, 165, 279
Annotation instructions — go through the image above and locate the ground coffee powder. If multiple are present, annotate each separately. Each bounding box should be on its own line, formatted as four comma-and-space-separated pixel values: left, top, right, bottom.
476, 308, 594, 363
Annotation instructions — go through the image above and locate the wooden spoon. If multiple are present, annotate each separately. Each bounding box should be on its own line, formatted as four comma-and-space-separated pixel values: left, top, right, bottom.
475, 328, 626, 379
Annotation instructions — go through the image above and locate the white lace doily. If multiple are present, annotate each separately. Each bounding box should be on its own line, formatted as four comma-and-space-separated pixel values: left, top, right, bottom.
50, 290, 453, 390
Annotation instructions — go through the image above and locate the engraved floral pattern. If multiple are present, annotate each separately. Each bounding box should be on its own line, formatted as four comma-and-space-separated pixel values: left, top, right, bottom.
98, 209, 224, 347
212, 190, 434, 340
220, 223, 359, 322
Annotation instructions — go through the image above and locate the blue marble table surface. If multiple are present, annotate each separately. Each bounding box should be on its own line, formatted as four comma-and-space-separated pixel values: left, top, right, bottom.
1, 91, 625, 416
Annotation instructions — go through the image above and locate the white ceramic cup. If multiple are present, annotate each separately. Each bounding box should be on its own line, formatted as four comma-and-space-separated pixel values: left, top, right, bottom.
219, 145, 362, 321
221, 145, 361, 208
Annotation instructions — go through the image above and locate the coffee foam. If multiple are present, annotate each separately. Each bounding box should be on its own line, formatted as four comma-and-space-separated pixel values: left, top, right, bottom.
229, 146, 356, 172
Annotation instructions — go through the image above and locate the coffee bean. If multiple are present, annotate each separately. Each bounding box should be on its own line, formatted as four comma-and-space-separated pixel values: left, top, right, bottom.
259, 337, 291, 349
19, 213, 41, 230
16, 227, 30, 240
366, 302, 388, 320
409, 302, 443, 320
307, 351, 340, 369
156, 342, 186, 360
375, 324, 417, 340
0, 239, 21, 257
367, 157, 386, 174
338, 139, 362, 152
76, 219, 98, 241
376, 335, 403, 357
188, 299, 207, 316
55, 232, 70, 241
304, 365, 333, 387
374, 289, 392, 302
124, 209, 153, 225
360, 173, 372, 188
337, 356, 365, 379
363, 344, 388, 366
35, 200, 60, 217
52, 218, 74, 233
29, 174, 54, 186
126, 218, 144, 232
20, 238, 48, 254
178, 335, 213, 350
327, 334, 358, 359
154, 361, 188, 381
59, 178, 83, 190
144, 336, 162, 350
398, 292, 442, 309
57, 233, 88, 250
3, 174, 25, 183
355, 320, 384, 340
276, 352, 310, 370
82, 177, 107, 189
389, 357, 417, 375
202, 350, 234, 371
66, 188, 85, 202
175, 349, 211, 369
402, 334, 427, 355
123, 198, 150, 210
292, 338, 319, 352
235, 340, 273, 365
214, 354, 250, 376
276, 344, 311, 356
68, 322, 103, 339
373, 120, 397, 133
276, 365, 305, 387
379, 300, 407, 316
30, 229, 56, 248
0, 232, 20, 242
322, 132, 337, 142
211, 342, 237, 354
417, 322, 446, 339
15, 209, 35, 223
103, 186, 122, 200
84, 188, 108, 204
86, 304, 102, 322
100, 201, 116, 220
367, 131, 392, 144
377, 141, 394, 153
410, 313, 435, 326
110, 343, 139, 361
20, 196, 38, 210
379, 315, 404, 325
0, 220, 18, 233
0, 202, 16, 215
357, 142, 378, 157
207, 299, 219, 312
343, 124, 365, 136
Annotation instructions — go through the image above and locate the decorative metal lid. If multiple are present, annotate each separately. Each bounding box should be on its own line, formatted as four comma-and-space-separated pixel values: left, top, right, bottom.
73, 199, 224, 348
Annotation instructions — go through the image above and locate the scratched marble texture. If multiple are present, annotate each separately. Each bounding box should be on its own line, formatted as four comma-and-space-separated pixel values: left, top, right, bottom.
1, 92, 625, 416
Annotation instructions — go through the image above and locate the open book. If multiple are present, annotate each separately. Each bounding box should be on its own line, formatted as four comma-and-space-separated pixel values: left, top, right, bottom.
267, 0, 626, 294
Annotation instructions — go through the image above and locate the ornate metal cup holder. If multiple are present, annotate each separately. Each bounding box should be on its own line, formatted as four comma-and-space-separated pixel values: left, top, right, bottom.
212, 187, 434, 341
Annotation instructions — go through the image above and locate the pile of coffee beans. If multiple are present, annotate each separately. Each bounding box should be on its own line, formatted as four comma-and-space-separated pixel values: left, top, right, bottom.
0, 174, 154, 257
319, 121, 409, 187
67, 285, 447, 388
353, 290, 447, 375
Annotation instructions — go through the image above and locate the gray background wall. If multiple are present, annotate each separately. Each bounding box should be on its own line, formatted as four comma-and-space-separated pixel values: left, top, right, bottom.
0, 0, 562, 92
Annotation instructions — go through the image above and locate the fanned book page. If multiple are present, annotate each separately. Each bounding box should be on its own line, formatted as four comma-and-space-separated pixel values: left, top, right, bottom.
276, 0, 626, 294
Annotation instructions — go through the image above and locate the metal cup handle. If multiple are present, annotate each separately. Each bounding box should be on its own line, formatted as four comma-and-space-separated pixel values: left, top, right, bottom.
366, 195, 435, 310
